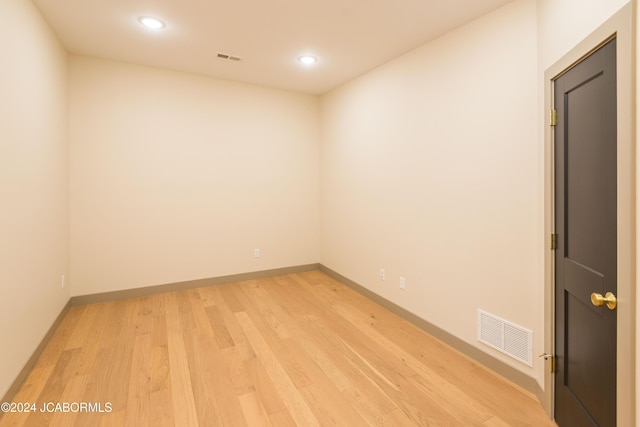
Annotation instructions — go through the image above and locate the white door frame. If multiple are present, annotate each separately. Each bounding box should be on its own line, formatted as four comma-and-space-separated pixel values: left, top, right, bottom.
543, 3, 635, 425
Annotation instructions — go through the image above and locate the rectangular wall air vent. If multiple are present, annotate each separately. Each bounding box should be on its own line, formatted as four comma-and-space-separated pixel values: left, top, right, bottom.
478, 309, 532, 366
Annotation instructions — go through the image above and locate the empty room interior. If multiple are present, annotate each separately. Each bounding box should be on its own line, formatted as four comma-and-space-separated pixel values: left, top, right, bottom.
1, 0, 639, 425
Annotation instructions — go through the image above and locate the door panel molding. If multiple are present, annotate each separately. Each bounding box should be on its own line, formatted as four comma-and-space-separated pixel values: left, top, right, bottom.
543, 3, 635, 425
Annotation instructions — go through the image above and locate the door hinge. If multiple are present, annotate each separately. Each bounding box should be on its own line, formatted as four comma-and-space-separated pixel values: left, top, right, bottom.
551, 233, 558, 250
550, 109, 557, 126
538, 353, 555, 373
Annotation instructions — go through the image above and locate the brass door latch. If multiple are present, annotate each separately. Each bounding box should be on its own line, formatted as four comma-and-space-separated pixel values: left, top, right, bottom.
539, 353, 555, 373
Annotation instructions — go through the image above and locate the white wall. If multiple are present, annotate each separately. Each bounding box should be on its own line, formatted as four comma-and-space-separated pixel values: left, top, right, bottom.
69, 57, 320, 296
537, 0, 629, 71
0, 0, 69, 398
320, 0, 541, 380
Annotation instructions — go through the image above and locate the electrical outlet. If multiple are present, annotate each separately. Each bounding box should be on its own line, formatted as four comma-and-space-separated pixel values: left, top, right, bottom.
61, 274, 65, 289
379, 269, 385, 280
399, 276, 406, 290
254, 248, 261, 258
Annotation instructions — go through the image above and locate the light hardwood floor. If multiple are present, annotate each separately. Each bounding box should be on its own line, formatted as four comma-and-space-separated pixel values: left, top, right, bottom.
0, 271, 556, 426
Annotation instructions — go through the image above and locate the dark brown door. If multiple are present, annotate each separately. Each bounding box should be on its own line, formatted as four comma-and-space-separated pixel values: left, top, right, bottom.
554, 38, 617, 427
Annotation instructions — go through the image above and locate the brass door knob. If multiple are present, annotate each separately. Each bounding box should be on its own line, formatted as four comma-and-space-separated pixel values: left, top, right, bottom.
590, 292, 617, 310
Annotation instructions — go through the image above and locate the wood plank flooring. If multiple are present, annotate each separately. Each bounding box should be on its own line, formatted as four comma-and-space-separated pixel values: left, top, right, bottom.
0, 271, 556, 426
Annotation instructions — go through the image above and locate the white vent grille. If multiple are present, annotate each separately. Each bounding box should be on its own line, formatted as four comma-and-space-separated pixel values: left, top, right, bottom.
478, 310, 532, 366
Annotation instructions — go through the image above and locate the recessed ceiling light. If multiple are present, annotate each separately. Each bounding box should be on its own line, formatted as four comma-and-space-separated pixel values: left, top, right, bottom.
298, 55, 317, 65
138, 17, 165, 30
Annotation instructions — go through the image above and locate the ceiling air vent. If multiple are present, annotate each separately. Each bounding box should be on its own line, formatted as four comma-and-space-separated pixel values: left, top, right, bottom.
216, 52, 242, 61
